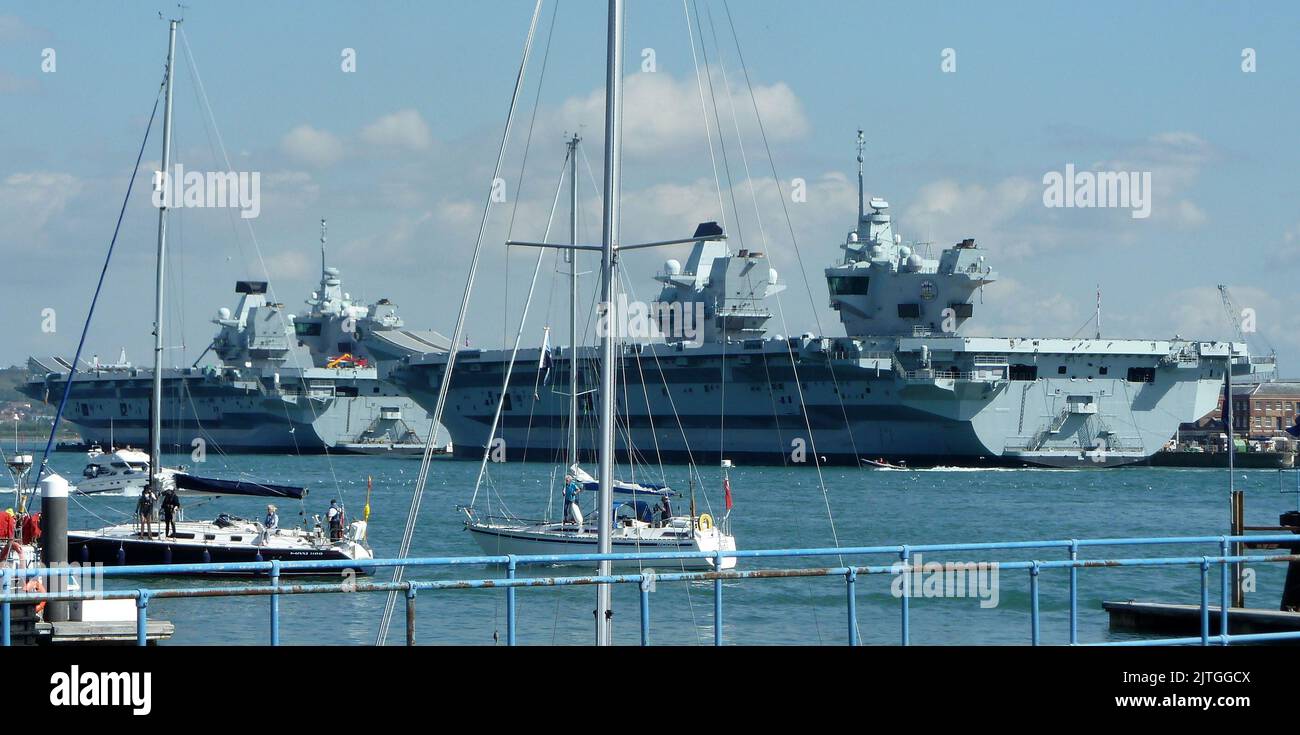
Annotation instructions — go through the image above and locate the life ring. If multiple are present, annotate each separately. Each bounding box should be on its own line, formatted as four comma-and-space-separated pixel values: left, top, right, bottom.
697, 513, 714, 530
24, 576, 45, 616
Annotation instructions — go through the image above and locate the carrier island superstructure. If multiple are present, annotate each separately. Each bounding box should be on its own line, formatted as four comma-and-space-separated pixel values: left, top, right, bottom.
386, 165, 1272, 468
24, 260, 448, 454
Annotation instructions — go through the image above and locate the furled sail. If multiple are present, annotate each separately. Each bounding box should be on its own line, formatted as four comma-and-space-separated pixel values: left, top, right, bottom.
172, 473, 306, 499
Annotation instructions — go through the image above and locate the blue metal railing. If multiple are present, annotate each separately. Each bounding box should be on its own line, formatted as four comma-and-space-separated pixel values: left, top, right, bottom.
3, 532, 1299, 646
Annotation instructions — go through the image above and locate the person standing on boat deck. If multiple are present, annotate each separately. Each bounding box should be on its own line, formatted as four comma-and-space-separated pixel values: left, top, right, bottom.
562, 475, 584, 532
136, 485, 157, 537
160, 486, 181, 537
326, 499, 343, 540
658, 495, 672, 527
261, 504, 279, 545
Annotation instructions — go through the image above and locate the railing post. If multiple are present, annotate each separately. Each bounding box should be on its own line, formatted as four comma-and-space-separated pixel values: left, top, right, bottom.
135, 590, 149, 647
405, 586, 417, 647
1030, 562, 1041, 646
1, 568, 11, 647
900, 546, 910, 646
506, 556, 517, 647
1200, 557, 1211, 646
1068, 540, 1079, 645
846, 567, 859, 646
269, 559, 280, 646
714, 551, 724, 646
1220, 537, 1231, 645
639, 573, 650, 647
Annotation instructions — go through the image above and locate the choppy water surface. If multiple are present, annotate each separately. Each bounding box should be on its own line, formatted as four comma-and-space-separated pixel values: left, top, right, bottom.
26, 448, 1299, 645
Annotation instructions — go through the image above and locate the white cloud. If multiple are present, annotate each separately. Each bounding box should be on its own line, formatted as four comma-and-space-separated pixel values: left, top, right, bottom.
0, 171, 82, 244
360, 109, 433, 152
555, 71, 809, 159
261, 251, 313, 280
279, 125, 344, 167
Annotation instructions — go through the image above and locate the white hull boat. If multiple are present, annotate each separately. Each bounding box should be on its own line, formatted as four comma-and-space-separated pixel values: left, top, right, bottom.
466, 514, 736, 570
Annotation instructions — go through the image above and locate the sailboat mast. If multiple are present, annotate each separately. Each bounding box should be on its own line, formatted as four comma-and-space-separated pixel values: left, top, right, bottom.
568, 133, 580, 467
150, 19, 179, 493
595, 0, 623, 647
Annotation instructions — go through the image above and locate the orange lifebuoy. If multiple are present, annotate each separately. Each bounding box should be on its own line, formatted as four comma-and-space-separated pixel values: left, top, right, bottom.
23, 576, 45, 616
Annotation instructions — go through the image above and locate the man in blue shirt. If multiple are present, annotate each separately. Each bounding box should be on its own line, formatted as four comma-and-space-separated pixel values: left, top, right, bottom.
562, 474, 583, 532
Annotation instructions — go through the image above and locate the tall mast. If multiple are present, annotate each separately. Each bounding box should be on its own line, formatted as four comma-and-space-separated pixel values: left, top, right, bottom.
320, 218, 328, 274
567, 133, 581, 467
595, 0, 623, 647
150, 19, 179, 493
856, 129, 866, 226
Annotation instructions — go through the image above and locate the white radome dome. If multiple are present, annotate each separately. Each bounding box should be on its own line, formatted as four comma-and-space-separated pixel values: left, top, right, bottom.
664, 259, 682, 276
906, 253, 924, 271
217, 307, 232, 320
898, 245, 912, 259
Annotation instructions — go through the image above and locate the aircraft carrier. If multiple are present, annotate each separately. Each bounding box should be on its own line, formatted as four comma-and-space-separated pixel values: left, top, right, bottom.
386, 156, 1273, 468
24, 261, 448, 454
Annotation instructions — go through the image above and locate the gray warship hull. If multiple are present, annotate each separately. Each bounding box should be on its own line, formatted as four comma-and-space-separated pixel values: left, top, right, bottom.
24, 360, 433, 454
391, 336, 1245, 468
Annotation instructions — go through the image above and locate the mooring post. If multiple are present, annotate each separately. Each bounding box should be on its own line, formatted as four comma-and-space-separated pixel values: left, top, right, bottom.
39, 473, 70, 623
1030, 562, 1041, 646
900, 546, 911, 646
135, 590, 149, 647
1068, 540, 1079, 645
1231, 490, 1245, 608
405, 586, 416, 647
1200, 558, 1211, 645
506, 556, 517, 646
846, 568, 859, 646
269, 560, 280, 646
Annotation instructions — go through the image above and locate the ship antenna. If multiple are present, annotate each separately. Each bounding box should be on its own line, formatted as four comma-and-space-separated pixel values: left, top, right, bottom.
1095, 284, 1102, 339
856, 129, 866, 224
320, 217, 327, 274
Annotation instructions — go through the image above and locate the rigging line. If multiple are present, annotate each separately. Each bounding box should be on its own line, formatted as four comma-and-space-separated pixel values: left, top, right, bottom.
681, 0, 728, 230
612, 273, 670, 488
468, 154, 566, 507
705, 1, 765, 251
720, 0, 865, 470
691, 0, 743, 247
376, 0, 546, 646
26, 80, 164, 503
771, 296, 846, 563
178, 29, 341, 492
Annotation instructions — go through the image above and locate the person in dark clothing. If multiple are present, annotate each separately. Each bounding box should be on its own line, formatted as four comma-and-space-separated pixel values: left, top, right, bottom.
658, 496, 672, 527
137, 486, 157, 537
160, 487, 181, 537
326, 499, 344, 540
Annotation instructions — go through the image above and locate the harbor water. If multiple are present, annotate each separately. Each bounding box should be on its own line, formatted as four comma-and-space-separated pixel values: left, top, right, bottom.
24, 448, 1299, 645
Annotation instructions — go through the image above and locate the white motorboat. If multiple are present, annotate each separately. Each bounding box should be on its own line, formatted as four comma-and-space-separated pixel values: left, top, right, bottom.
75, 446, 175, 497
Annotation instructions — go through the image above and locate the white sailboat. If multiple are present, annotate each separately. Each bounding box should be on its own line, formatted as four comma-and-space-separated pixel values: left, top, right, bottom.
461, 27, 737, 570
50, 19, 373, 575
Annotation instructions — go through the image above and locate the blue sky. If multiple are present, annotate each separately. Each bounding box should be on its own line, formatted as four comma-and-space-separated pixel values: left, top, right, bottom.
2, 0, 1298, 370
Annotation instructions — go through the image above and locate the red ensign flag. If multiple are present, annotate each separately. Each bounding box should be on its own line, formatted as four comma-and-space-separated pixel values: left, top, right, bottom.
724, 476, 733, 511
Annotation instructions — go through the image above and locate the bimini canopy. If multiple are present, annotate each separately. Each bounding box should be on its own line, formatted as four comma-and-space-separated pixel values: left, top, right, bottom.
567, 464, 674, 497
172, 473, 307, 500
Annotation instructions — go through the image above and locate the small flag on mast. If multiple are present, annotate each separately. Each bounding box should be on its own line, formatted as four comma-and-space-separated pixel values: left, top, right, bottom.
723, 475, 733, 511
539, 326, 553, 385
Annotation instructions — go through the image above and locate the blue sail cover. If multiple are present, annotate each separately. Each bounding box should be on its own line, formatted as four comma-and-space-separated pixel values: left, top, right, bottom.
580, 479, 673, 497
173, 473, 307, 499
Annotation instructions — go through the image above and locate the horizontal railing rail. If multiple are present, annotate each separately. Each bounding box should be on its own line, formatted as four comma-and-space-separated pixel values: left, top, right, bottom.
3, 533, 1297, 647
